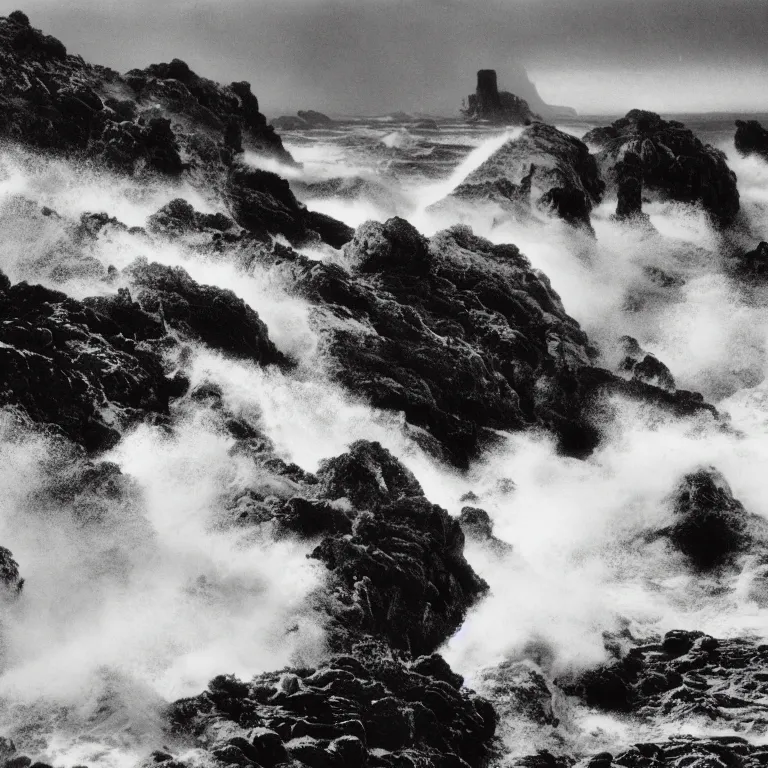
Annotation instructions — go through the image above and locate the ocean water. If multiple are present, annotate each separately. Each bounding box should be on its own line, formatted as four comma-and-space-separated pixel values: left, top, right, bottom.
1, 113, 768, 764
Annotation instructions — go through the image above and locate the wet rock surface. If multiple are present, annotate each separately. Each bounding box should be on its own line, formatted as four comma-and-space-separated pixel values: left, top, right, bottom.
0, 269, 179, 451
563, 629, 768, 724
164, 439, 495, 768
585, 110, 739, 226
658, 467, 767, 570
440, 123, 605, 228
0, 13, 349, 247
0, 14, 763, 768
254, 218, 715, 465
735, 119, 768, 161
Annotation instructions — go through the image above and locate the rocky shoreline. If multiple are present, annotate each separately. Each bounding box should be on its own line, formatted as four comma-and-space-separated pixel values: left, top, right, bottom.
1, 11, 768, 768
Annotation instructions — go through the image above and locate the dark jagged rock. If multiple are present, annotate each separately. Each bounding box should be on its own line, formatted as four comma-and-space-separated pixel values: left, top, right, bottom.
146, 198, 233, 235
168, 645, 496, 768
316, 440, 424, 509
440, 123, 605, 227
0, 546, 23, 593
311, 441, 488, 655
0, 269, 181, 451
523, 738, 768, 768
659, 467, 766, 569
734, 119, 768, 160
731, 240, 768, 278
165, 439, 494, 767
618, 336, 675, 392
122, 258, 286, 365
256, 221, 712, 466
613, 150, 648, 222
0, 13, 351, 248
226, 162, 353, 246
563, 629, 768, 726
462, 69, 538, 125
585, 110, 739, 226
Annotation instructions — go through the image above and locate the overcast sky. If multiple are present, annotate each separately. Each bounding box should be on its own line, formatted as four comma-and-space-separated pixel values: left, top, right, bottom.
17, 0, 768, 116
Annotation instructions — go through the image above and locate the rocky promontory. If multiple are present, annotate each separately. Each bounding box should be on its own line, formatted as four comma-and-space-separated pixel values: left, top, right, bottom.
462, 69, 539, 125
584, 110, 740, 226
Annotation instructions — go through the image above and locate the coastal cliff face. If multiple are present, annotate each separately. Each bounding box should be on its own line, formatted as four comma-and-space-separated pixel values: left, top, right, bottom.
0, 11, 768, 768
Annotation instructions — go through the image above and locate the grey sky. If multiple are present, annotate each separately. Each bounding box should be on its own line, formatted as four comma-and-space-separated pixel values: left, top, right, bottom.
16, 0, 768, 116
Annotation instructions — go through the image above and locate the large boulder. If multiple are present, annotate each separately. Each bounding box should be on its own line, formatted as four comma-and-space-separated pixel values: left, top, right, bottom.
439, 123, 605, 227
121, 258, 286, 365
311, 440, 488, 655
661, 467, 762, 569
734, 118, 768, 160
168, 647, 496, 767
584, 110, 739, 226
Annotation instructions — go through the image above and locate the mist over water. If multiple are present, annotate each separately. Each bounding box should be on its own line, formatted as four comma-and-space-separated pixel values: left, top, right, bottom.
2, 114, 768, 765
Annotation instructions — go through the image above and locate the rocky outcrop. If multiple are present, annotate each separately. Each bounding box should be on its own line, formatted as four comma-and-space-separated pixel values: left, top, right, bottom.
226, 163, 353, 245
658, 467, 767, 570
0, 546, 23, 594
613, 151, 648, 222
0, 13, 351, 247
731, 241, 768, 278
563, 629, 768, 723
164, 439, 496, 768
272, 110, 335, 130
439, 123, 605, 228
0, 270, 184, 451
462, 69, 539, 125
735, 119, 768, 160
618, 336, 675, 392
0, 14, 287, 169
311, 441, 488, 655
0, 246, 291, 451
299, 110, 334, 127
167, 646, 497, 768
584, 110, 739, 226
251, 219, 715, 467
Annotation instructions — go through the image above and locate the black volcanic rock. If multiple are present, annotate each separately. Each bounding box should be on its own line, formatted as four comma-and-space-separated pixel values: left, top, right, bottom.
168, 646, 496, 768
0, 546, 23, 593
0, 271, 179, 451
166, 439, 495, 768
441, 123, 605, 227
618, 336, 675, 392
463, 69, 538, 125
252, 222, 714, 468
731, 240, 768, 278
123, 258, 286, 365
563, 630, 768, 725
661, 467, 762, 569
0, 13, 351, 248
226, 162, 353, 246
735, 118, 768, 160
585, 110, 739, 226
613, 150, 647, 221
316, 439, 424, 509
